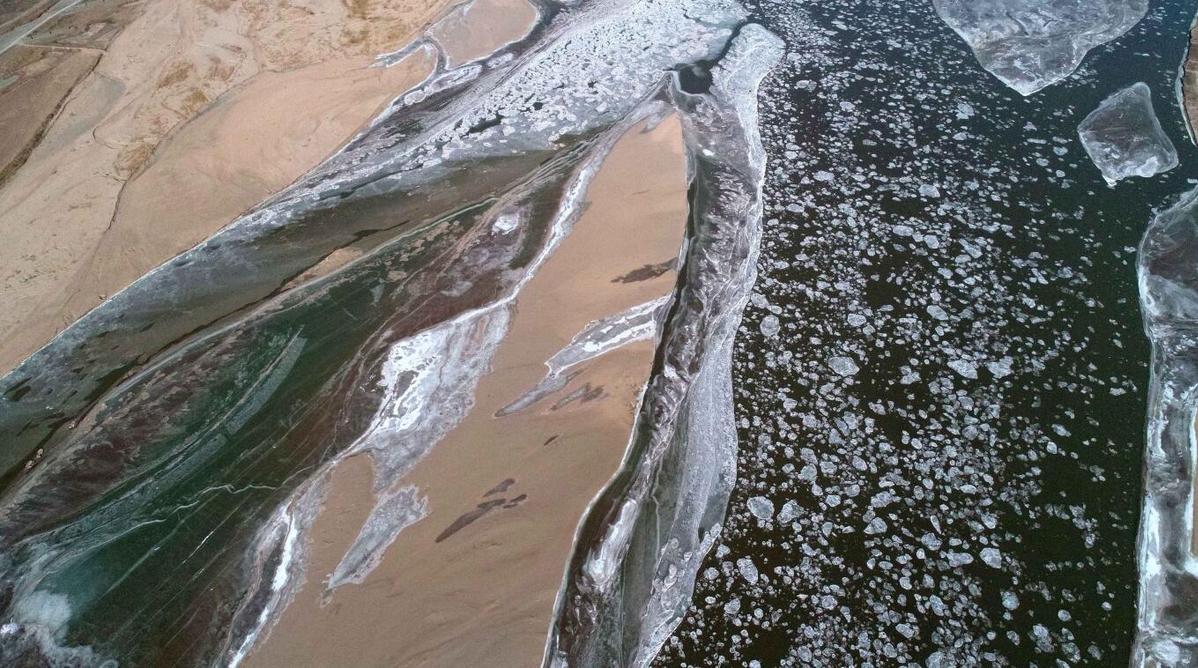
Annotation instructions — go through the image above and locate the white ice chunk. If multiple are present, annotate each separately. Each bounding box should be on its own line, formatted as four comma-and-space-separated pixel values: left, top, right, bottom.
747, 496, 775, 521
932, 0, 1148, 95
947, 551, 975, 567
777, 499, 800, 524
948, 359, 978, 379
828, 356, 860, 377
1078, 82, 1178, 186
736, 557, 760, 585
759, 314, 780, 338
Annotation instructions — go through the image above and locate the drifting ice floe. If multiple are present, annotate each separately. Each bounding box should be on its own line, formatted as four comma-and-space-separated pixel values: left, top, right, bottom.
1134, 187, 1198, 666
931, 0, 1148, 95
1078, 83, 1178, 186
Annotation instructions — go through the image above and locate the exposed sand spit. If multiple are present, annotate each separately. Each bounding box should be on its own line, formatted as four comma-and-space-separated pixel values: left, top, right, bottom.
0, 0, 446, 372
243, 115, 689, 667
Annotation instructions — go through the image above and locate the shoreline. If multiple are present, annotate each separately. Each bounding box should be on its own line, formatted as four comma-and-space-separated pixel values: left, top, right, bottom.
241, 114, 690, 666
1181, 11, 1198, 143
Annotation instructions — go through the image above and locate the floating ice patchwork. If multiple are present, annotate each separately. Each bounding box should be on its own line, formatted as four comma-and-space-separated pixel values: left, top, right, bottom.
932, 0, 1148, 95
1078, 82, 1178, 186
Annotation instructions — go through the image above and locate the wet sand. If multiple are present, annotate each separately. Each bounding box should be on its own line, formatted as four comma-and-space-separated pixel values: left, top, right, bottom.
244, 115, 690, 667
0, 0, 447, 372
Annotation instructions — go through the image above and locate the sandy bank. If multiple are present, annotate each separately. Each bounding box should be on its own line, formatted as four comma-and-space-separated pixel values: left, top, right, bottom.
0, 0, 448, 372
243, 115, 690, 667
1183, 19, 1198, 143
429, 0, 537, 68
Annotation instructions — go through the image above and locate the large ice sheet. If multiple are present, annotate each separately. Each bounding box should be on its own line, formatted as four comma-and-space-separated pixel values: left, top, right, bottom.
1078, 82, 1178, 186
932, 0, 1148, 95
1134, 187, 1198, 666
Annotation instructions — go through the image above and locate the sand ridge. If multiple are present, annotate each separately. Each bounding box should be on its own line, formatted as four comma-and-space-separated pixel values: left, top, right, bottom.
0, 0, 451, 372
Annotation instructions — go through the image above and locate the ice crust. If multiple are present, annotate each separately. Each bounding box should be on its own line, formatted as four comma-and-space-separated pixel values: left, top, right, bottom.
498, 296, 670, 417
1078, 82, 1178, 186
931, 0, 1148, 95
543, 21, 784, 668
1133, 187, 1198, 666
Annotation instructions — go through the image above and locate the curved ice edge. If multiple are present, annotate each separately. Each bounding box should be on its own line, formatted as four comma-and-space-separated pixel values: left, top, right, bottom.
1174, 7, 1198, 146
931, 0, 1148, 96
542, 22, 784, 668
224, 471, 329, 668
1134, 186, 1198, 667
498, 296, 672, 418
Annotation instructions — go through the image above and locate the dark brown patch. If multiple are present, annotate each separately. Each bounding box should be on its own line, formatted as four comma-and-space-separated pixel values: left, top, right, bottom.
484, 478, 516, 497
611, 259, 675, 283
551, 383, 605, 411
435, 499, 506, 543
543, 434, 560, 446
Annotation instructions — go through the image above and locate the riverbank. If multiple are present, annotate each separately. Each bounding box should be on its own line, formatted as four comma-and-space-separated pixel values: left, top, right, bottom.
0, 0, 449, 372
242, 114, 689, 667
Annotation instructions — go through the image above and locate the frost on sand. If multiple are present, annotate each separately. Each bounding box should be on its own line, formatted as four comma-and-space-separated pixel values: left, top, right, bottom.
931, 0, 1148, 95
1078, 82, 1177, 187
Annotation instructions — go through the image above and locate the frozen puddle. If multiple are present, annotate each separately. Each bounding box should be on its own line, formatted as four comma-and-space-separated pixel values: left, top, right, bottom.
1078, 82, 1178, 186
932, 0, 1148, 95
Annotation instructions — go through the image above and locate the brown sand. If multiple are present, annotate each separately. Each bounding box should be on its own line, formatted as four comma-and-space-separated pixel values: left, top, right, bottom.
244, 115, 690, 667
429, 0, 538, 68
0, 44, 97, 185
1184, 20, 1198, 144
0, 0, 448, 372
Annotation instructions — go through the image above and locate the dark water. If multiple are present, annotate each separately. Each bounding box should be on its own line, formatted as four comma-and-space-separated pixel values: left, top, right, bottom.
658, 0, 1197, 665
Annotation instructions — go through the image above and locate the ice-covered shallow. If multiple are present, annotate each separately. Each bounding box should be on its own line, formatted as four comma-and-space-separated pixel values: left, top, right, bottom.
1134, 186, 1198, 666
1079, 82, 1178, 186
932, 0, 1148, 95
